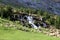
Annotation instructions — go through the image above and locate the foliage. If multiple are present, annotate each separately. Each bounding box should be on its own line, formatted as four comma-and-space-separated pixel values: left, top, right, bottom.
0, 5, 13, 18
0, 5, 60, 29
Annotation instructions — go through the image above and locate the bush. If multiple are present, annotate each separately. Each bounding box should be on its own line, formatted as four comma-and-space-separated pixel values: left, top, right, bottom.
0, 5, 13, 19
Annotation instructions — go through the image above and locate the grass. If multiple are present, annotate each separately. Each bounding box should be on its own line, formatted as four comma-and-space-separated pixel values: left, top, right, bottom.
0, 29, 60, 40
0, 18, 60, 40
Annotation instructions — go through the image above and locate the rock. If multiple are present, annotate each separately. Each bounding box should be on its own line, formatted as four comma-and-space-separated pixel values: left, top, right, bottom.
49, 33, 55, 36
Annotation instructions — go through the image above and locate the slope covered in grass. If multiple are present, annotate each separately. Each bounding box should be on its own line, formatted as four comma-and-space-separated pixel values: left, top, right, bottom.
0, 29, 60, 40
0, 18, 60, 40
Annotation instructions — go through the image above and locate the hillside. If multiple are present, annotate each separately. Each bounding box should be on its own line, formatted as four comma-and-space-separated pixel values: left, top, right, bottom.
0, 18, 60, 40
0, 0, 60, 15
0, 0, 60, 40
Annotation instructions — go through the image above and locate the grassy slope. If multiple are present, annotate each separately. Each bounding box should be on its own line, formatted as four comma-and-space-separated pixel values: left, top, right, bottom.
0, 30, 60, 40
0, 18, 60, 40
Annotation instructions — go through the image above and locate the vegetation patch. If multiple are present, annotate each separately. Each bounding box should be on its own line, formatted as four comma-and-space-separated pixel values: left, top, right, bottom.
0, 5, 60, 38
